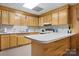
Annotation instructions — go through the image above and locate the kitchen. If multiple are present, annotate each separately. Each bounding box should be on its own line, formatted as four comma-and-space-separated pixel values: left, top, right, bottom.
0, 3, 79, 56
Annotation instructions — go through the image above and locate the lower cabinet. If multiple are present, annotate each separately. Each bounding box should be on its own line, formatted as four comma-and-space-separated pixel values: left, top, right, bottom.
0, 35, 10, 50
0, 34, 31, 51
9, 35, 18, 48
32, 37, 70, 56
43, 37, 70, 56
17, 35, 31, 46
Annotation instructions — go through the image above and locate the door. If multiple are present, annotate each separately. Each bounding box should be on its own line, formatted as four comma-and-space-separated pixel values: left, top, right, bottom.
17, 35, 31, 46
52, 9, 59, 25
14, 13, 21, 25
39, 17, 44, 26
9, 12, 15, 25
2, 10, 9, 24
46, 14, 52, 24
9, 35, 17, 48
26, 16, 34, 26
33, 17, 39, 26
20, 14, 26, 26
59, 7, 68, 25
0, 35, 9, 50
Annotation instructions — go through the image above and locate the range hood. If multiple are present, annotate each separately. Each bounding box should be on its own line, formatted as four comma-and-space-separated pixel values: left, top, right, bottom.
43, 23, 52, 26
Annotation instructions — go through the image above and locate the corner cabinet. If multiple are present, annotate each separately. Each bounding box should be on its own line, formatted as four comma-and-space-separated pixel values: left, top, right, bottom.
39, 14, 52, 26
26, 16, 39, 26
17, 35, 31, 46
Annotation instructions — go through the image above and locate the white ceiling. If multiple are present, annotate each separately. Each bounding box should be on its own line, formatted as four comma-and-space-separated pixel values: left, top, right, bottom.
0, 3, 75, 15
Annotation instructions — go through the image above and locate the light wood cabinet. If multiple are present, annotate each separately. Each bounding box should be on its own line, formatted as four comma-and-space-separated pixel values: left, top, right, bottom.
9, 35, 17, 48
0, 10, 1, 24
52, 9, 59, 25
39, 14, 52, 26
26, 16, 39, 26
14, 13, 21, 25
39, 16, 44, 26
33, 17, 39, 26
26, 16, 33, 26
32, 37, 70, 56
0, 35, 9, 50
59, 6, 69, 25
20, 14, 26, 26
17, 35, 31, 46
46, 14, 52, 24
9, 12, 16, 25
1, 10, 9, 24
43, 37, 70, 56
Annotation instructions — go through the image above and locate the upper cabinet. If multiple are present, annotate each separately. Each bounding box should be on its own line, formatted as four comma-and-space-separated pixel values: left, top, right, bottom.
39, 5, 69, 26
52, 9, 59, 25
1, 10, 9, 25
0, 5, 69, 26
26, 16, 39, 26
33, 17, 39, 26
9, 12, 16, 25
39, 16, 44, 26
59, 5, 69, 25
20, 14, 26, 26
39, 13, 52, 26
46, 14, 52, 24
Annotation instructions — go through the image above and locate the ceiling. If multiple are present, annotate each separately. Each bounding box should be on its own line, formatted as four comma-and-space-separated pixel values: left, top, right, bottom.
0, 3, 75, 15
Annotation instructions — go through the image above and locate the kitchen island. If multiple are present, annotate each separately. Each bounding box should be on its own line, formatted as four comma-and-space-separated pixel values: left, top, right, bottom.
25, 33, 76, 56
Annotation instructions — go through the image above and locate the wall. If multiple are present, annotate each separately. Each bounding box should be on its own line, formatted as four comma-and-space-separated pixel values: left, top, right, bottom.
0, 25, 69, 33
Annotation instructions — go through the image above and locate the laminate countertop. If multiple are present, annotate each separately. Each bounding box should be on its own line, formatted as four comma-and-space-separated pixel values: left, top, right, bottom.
0, 32, 39, 35
25, 33, 76, 43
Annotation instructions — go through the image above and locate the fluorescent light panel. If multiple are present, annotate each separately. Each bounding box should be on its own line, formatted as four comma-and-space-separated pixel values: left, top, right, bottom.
23, 3, 40, 9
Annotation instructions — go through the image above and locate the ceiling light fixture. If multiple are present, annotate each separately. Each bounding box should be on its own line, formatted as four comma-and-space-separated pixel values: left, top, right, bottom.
23, 3, 40, 9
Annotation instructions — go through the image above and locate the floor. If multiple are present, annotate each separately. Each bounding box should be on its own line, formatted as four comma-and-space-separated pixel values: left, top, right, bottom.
0, 44, 31, 56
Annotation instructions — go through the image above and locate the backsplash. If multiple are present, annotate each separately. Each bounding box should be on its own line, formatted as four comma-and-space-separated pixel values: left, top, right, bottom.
0, 25, 69, 33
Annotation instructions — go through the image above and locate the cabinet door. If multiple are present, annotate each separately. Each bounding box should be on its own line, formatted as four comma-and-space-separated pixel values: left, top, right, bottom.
33, 17, 39, 26
43, 15, 47, 23
9, 12, 15, 25
27, 16, 34, 26
0, 10, 1, 24
0, 35, 9, 50
59, 7, 68, 25
70, 35, 77, 50
2, 10, 9, 24
39, 17, 44, 26
46, 14, 52, 24
76, 6, 79, 24
20, 14, 26, 26
14, 13, 21, 25
9, 35, 17, 48
52, 9, 59, 25
17, 36, 31, 46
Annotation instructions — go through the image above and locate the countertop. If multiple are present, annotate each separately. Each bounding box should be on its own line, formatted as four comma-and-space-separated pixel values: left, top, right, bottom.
25, 33, 76, 43
0, 32, 39, 35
